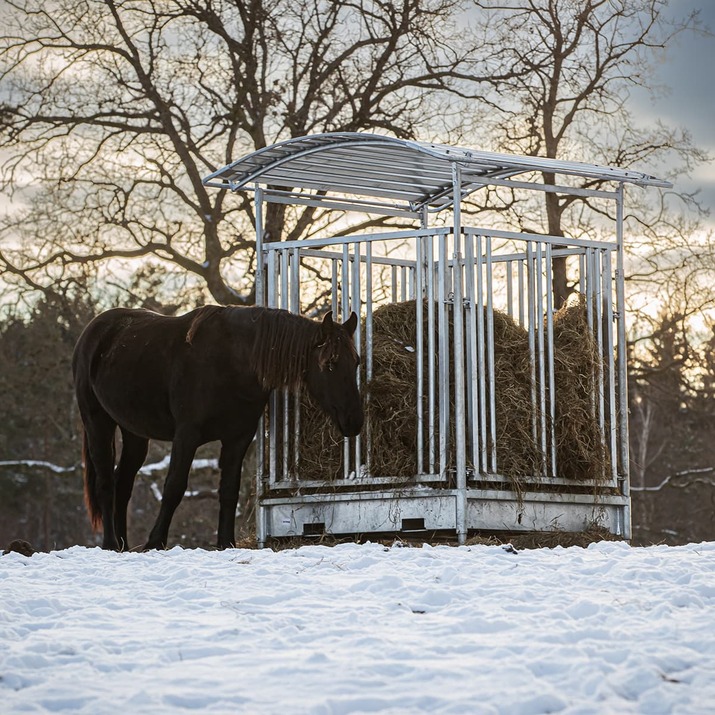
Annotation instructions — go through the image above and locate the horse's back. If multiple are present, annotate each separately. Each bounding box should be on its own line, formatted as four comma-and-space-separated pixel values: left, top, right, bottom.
73, 309, 202, 439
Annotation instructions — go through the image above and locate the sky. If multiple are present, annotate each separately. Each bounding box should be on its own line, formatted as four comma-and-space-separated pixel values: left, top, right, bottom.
2, 540, 715, 714
631, 1, 715, 223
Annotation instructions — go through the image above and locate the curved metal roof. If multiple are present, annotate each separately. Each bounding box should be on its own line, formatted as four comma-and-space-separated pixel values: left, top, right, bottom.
203, 132, 670, 214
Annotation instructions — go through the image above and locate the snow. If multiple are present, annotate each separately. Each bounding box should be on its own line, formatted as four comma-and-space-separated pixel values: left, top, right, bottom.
2, 541, 715, 714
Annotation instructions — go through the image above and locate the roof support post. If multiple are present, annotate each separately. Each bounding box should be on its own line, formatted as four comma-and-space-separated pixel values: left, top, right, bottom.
254, 184, 265, 306
615, 182, 631, 539
254, 183, 267, 548
452, 163, 467, 544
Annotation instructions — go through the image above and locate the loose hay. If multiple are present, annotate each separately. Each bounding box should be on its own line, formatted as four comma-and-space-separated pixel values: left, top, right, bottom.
552, 295, 610, 483
271, 295, 608, 488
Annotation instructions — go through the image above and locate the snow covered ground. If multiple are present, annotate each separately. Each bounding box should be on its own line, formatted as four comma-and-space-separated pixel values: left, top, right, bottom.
2, 540, 715, 714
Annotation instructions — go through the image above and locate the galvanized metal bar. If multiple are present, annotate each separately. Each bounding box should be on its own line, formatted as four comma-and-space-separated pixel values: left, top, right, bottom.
254, 185, 265, 306
266, 250, 278, 489
451, 163, 468, 545
535, 243, 547, 477
352, 241, 362, 479
464, 226, 617, 250
280, 249, 290, 482
415, 229, 425, 475
506, 260, 514, 318
401, 265, 408, 302
594, 249, 606, 482
392, 265, 398, 303
585, 247, 594, 331
267, 226, 450, 252
465, 175, 618, 200
437, 231, 450, 482
476, 234, 488, 472
365, 243, 374, 478
526, 244, 538, 448
485, 236, 497, 474
426, 234, 436, 473
342, 243, 351, 480
291, 247, 301, 480
603, 249, 618, 483
615, 183, 631, 537
585, 248, 596, 427
464, 233, 480, 474
254, 185, 266, 547
331, 259, 339, 317
545, 243, 557, 477
518, 259, 525, 328
257, 189, 421, 218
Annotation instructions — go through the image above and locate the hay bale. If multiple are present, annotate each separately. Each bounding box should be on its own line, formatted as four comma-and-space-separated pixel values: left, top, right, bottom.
552, 295, 609, 482
275, 296, 606, 485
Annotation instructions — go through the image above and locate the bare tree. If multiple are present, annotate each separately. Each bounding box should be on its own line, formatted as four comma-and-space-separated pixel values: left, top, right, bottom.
0, 0, 482, 306
464, 0, 709, 308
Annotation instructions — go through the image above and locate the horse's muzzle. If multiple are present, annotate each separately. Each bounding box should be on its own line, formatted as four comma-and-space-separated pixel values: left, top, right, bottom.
338, 407, 364, 438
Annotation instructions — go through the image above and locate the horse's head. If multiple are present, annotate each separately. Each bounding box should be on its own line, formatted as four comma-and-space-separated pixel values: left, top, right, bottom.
306, 311, 364, 437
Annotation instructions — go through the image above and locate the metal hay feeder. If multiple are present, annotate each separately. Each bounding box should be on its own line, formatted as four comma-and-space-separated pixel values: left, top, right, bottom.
204, 133, 670, 545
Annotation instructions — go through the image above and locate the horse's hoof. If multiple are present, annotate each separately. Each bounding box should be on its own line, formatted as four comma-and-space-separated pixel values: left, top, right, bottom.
142, 540, 165, 551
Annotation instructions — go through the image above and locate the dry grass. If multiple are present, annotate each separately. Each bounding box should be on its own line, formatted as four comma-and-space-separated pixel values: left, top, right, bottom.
552, 295, 610, 482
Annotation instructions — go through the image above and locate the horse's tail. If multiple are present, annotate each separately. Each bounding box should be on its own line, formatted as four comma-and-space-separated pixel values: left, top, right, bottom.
82, 429, 103, 531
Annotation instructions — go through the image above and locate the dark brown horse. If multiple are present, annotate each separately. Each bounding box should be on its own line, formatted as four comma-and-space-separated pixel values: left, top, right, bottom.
72, 305, 363, 551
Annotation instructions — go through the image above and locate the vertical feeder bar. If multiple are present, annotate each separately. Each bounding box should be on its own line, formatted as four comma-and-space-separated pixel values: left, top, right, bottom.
464, 233, 480, 475
416, 224, 425, 476
485, 236, 497, 473
365, 243, 374, 477
615, 183, 631, 536
352, 241, 362, 478
527, 243, 538, 446
331, 260, 339, 317
535, 243, 547, 476
594, 249, 606, 480
290, 247, 301, 480
518, 259, 525, 328
426, 234, 436, 473
437, 232, 450, 482
603, 250, 618, 483
545, 243, 557, 477
506, 261, 514, 318
476, 234, 487, 471
266, 249, 278, 492
451, 164, 467, 544
280, 249, 290, 481
342, 243, 351, 480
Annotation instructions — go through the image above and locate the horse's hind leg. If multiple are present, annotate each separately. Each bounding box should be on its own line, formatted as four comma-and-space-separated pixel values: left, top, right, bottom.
81, 408, 120, 550
114, 430, 149, 551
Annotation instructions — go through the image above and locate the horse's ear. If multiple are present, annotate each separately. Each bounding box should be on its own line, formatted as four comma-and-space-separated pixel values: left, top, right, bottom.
321, 310, 334, 338
343, 312, 358, 337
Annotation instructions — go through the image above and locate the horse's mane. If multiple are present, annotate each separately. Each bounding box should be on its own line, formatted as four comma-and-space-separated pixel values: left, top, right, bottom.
249, 308, 320, 391
185, 305, 224, 345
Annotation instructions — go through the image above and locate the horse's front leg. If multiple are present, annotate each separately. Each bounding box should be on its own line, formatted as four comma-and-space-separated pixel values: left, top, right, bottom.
216, 433, 254, 549
144, 428, 199, 550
